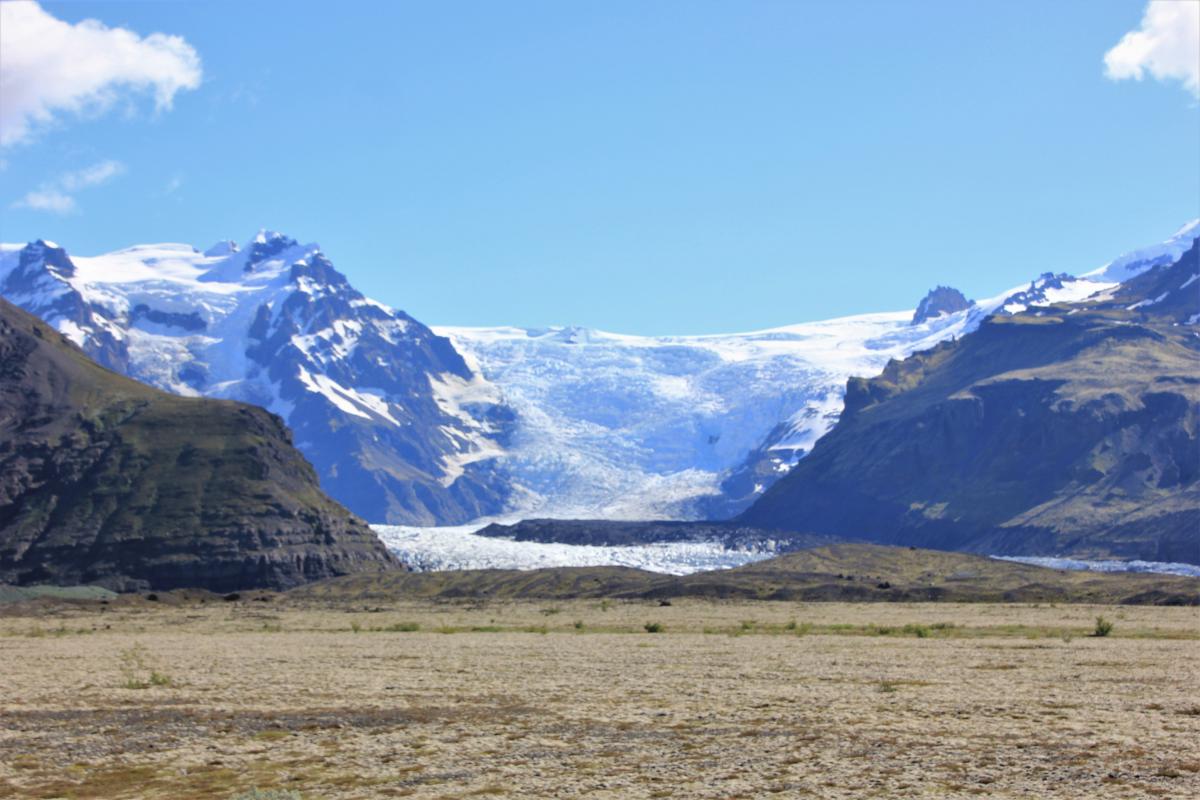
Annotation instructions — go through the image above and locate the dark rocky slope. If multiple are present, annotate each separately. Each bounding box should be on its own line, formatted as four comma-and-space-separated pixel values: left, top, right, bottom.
0, 297, 399, 591
740, 242, 1200, 564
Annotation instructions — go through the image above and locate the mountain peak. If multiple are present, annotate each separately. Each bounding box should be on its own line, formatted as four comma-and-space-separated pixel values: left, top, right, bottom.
912, 286, 971, 325
16, 239, 75, 279
253, 229, 291, 245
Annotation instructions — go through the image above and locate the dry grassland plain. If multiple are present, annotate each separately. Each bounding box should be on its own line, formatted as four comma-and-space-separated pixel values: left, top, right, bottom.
1, 598, 1198, 799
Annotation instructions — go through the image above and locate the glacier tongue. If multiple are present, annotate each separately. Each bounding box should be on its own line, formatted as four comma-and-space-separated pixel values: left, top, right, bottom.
373, 524, 777, 574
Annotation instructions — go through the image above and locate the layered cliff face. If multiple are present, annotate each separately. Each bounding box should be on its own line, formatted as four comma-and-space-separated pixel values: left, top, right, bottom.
0, 297, 399, 591
741, 241, 1200, 564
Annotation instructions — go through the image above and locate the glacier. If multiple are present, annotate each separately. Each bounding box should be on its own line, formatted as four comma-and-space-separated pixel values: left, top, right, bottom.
438, 269, 1115, 521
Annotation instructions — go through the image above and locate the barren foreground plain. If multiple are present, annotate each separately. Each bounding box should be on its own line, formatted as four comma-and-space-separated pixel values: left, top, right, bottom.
2, 592, 1198, 800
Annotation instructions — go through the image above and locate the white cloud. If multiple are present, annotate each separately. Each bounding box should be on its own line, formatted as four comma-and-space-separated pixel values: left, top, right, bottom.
16, 189, 76, 214
13, 159, 126, 214
60, 160, 125, 191
0, 1, 202, 146
1104, 0, 1200, 97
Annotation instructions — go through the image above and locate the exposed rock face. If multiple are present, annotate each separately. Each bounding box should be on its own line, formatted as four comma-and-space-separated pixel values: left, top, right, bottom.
912, 286, 972, 325
475, 518, 832, 550
0, 297, 399, 591
741, 242, 1200, 564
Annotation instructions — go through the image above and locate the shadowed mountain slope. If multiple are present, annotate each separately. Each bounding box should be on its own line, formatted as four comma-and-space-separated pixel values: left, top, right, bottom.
0, 297, 399, 591
739, 241, 1200, 563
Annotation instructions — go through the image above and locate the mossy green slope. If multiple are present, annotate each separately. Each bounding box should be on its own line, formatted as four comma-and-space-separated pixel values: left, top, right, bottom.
0, 297, 398, 591
740, 242, 1200, 563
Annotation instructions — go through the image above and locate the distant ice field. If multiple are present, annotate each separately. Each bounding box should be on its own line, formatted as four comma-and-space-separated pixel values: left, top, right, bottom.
373, 525, 1200, 578
994, 556, 1200, 578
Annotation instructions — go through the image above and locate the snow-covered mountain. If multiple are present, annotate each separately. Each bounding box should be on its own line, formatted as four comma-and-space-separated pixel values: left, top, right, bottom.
439, 268, 1116, 521
2, 221, 1192, 527
0, 233, 512, 525
1085, 219, 1200, 283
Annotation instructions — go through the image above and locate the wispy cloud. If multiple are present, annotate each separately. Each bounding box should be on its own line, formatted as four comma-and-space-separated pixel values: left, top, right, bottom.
0, 2, 202, 147
13, 159, 126, 214
1104, 0, 1200, 98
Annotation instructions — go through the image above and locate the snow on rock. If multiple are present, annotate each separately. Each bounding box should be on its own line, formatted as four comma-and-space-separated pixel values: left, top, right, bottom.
1086, 219, 1200, 283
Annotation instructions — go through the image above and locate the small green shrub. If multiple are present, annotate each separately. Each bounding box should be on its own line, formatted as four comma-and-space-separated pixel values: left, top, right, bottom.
573, 620, 584, 630
644, 622, 664, 634
383, 621, 420, 632
1093, 616, 1114, 637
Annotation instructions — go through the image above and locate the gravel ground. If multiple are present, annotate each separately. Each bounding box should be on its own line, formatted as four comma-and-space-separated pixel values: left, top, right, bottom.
0, 599, 1197, 799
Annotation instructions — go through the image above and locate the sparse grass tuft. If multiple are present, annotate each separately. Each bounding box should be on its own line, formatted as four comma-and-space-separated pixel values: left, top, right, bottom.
118, 644, 172, 689
1093, 616, 1114, 638
231, 790, 302, 800
383, 621, 420, 632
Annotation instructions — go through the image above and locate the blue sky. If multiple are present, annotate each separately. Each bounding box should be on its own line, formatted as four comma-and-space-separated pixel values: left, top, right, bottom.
1, 0, 1198, 334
